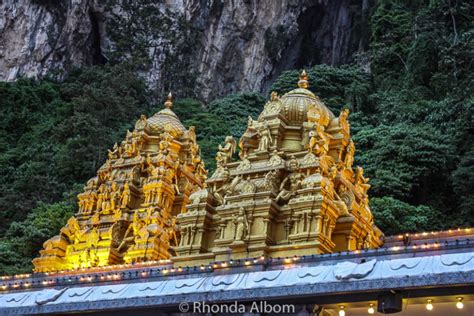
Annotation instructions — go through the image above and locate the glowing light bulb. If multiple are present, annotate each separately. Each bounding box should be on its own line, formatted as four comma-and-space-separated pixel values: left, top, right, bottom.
339, 306, 346, 316
456, 297, 464, 310
426, 300, 433, 311
368, 304, 375, 314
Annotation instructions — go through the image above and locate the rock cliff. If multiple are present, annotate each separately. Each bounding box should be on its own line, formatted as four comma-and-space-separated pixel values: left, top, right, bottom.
0, 0, 368, 99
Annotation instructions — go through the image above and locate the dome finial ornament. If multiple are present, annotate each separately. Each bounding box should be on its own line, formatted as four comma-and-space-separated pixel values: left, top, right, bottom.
298, 70, 309, 89
164, 92, 173, 109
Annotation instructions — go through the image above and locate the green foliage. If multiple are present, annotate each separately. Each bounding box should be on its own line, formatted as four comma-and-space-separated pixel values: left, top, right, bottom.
0, 64, 152, 233
173, 98, 205, 122
0, 202, 74, 275
270, 64, 372, 112
369, 0, 474, 92
353, 123, 453, 205
370, 197, 443, 235
208, 93, 265, 138
452, 143, 474, 224
361, 0, 473, 223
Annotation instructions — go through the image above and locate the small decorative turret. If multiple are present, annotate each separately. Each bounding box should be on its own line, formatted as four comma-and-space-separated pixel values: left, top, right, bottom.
164, 92, 173, 109
297, 70, 309, 89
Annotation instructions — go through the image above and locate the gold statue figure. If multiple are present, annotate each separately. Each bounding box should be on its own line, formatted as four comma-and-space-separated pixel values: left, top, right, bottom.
276, 157, 304, 204
120, 181, 131, 208
257, 123, 273, 152
135, 114, 147, 130
216, 136, 237, 166
344, 140, 355, 169
108, 143, 121, 160
355, 166, 370, 194
233, 207, 250, 242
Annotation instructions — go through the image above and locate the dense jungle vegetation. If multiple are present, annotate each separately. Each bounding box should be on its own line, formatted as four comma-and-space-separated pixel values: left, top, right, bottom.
0, 0, 472, 274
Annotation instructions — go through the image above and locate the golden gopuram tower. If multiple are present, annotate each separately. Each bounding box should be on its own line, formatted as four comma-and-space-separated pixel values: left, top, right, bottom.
173, 71, 383, 266
33, 71, 383, 272
33, 94, 208, 272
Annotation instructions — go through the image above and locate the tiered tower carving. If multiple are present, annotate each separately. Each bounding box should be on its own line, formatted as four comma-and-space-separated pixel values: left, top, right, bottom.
33, 72, 383, 272
33, 94, 207, 272
173, 72, 383, 266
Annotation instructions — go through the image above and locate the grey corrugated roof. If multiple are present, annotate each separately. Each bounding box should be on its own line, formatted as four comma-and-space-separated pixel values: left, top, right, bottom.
1, 245, 473, 315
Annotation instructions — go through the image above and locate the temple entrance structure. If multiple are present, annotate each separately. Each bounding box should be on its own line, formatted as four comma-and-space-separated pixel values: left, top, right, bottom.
33, 94, 207, 272
174, 71, 382, 266
33, 71, 382, 272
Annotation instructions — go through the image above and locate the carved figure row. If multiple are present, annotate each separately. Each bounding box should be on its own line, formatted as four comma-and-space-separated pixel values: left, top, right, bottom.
78, 181, 132, 214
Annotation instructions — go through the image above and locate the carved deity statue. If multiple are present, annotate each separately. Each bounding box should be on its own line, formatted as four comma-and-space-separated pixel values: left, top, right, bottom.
270, 91, 279, 102
143, 212, 165, 240
135, 114, 147, 130
276, 157, 304, 204
233, 207, 249, 242
123, 130, 140, 157
159, 131, 173, 156
238, 137, 248, 159
120, 181, 131, 208
263, 170, 279, 193
339, 108, 350, 133
216, 136, 236, 167
96, 184, 105, 212
257, 123, 273, 152
344, 140, 355, 169
109, 182, 120, 211
165, 218, 179, 246
101, 185, 111, 214
117, 211, 144, 252
108, 143, 121, 160
307, 130, 319, 154
60, 217, 83, 244
191, 146, 208, 180
355, 166, 370, 194
312, 125, 330, 155
210, 171, 241, 205
144, 154, 155, 176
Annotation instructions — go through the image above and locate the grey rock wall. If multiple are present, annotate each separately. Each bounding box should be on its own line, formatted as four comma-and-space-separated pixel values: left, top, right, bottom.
0, 0, 368, 99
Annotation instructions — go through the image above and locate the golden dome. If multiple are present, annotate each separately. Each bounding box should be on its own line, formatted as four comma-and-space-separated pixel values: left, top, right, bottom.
280, 71, 334, 126
147, 93, 186, 137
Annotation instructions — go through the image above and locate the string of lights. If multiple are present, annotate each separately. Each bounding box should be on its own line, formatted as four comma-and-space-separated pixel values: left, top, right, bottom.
393, 227, 472, 240
0, 236, 472, 292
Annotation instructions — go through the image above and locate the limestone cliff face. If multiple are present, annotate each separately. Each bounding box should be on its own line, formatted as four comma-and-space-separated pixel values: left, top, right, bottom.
0, 0, 368, 99
0, 0, 104, 81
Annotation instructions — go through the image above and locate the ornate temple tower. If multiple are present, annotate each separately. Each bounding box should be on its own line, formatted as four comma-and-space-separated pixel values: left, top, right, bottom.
33, 94, 207, 272
33, 72, 382, 272
174, 72, 383, 266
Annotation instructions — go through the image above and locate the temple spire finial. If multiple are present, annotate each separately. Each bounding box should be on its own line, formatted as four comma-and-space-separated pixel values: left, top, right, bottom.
298, 70, 309, 89
164, 92, 173, 109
